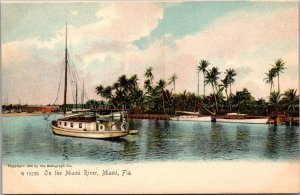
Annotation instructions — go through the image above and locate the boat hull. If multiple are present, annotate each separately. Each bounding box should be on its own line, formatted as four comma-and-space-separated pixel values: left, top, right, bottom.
170, 116, 268, 124
51, 124, 128, 139
216, 118, 268, 124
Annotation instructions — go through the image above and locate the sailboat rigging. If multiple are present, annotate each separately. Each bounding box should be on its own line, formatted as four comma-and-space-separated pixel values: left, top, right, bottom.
63, 22, 68, 115
51, 23, 130, 139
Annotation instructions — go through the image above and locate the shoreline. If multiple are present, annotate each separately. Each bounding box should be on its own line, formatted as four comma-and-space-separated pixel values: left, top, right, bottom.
2, 112, 299, 125
2, 112, 61, 117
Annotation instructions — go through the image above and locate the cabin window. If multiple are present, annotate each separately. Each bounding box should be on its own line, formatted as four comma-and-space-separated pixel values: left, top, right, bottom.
64, 122, 67, 126
70, 123, 73, 128
79, 123, 82, 128
59, 122, 61, 125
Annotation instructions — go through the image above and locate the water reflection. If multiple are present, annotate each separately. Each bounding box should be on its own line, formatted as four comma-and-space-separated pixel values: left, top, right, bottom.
265, 125, 279, 159
62, 139, 71, 161
235, 125, 249, 153
145, 120, 172, 160
285, 126, 297, 148
188, 123, 210, 159
2, 115, 299, 164
209, 123, 223, 154
209, 123, 233, 159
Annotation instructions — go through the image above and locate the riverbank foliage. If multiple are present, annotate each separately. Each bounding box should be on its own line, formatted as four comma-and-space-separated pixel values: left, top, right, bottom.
92, 58, 298, 117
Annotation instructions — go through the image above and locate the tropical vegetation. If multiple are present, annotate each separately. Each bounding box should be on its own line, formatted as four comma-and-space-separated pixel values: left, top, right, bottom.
86, 58, 298, 117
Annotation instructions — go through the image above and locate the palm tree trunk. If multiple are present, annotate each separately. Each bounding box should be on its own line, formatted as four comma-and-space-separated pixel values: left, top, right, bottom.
110, 101, 117, 109
197, 72, 199, 96
174, 82, 175, 93
194, 98, 197, 112
212, 84, 218, 112
203, 72, 205, 96
225, 89, 232, 111
197, 73, 200, 113
229, 83, 232, 110
278, 74, 280, 92
215, 84, 218, 95
196, 98, 199, 113
202, 105, 215, 115
162, 92, 167, 115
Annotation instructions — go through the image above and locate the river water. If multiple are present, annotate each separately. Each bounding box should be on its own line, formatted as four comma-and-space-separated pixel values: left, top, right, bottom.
2, 114, 299, 164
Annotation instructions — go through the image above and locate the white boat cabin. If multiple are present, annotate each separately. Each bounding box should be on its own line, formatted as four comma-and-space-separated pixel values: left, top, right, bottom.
57, 112, 127, 132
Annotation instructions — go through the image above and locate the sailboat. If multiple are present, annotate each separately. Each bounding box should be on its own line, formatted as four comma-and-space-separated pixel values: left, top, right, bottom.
51, 24, 130, 139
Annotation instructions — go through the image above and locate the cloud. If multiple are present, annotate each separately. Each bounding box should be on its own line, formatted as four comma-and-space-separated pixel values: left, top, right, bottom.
129, 5, 298, 99
67, 2, 163, 43
2, 42, 64, 104
157, 6, 298, 98
2, 2, 164, 104
2, 3, 298, 104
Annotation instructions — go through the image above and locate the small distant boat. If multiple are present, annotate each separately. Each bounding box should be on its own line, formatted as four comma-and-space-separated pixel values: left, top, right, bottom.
104, 113, 121, 119
51, 24, 130, 139
216, 113, 269, 124
171, 114, 268, 124
129, 129, 138, 135
215, 117, 268, 124
71, 109, 91, 113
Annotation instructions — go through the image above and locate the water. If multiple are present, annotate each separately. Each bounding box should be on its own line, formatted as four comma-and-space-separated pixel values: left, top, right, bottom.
2, 115, 299, 164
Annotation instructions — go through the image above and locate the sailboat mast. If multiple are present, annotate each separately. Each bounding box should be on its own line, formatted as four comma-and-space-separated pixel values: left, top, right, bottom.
83, 81, 84, 104
63, 23, 68, 114
75, 84, 78, 109
82, 81, 84, 109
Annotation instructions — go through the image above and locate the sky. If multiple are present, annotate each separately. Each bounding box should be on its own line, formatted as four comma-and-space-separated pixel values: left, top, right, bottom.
1, 1, 299, 105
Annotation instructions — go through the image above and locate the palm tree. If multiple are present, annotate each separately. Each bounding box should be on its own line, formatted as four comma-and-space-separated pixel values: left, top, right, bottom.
272, 58, 286, 92
282, 89, 299, 114
156, 79, 168, 115
205, 67, 221, 112
96, 85, 104, 96
255, 98, 267, 115
126, 74, 142, 109
197, 60, 209, 96
168, 73, 178, 93
269, 91, 282, 112
164, 89, 174, 114
129, 74, 138, 86
176, 90, 187, 111
144, 66, 154, 85
144, 79, 152, 91
102, 86, 113, 100
225, 68, 237, 96
232, 88, 255, 114
264, 68, 277, 96
221, 76, 232, 110
86, 99, 100, 110
144, 67, 154, 111
97, 85, 116, 108
96, 85, 113, 103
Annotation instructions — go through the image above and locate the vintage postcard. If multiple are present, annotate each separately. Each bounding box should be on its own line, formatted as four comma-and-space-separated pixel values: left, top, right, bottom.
1, 1, 299, 194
